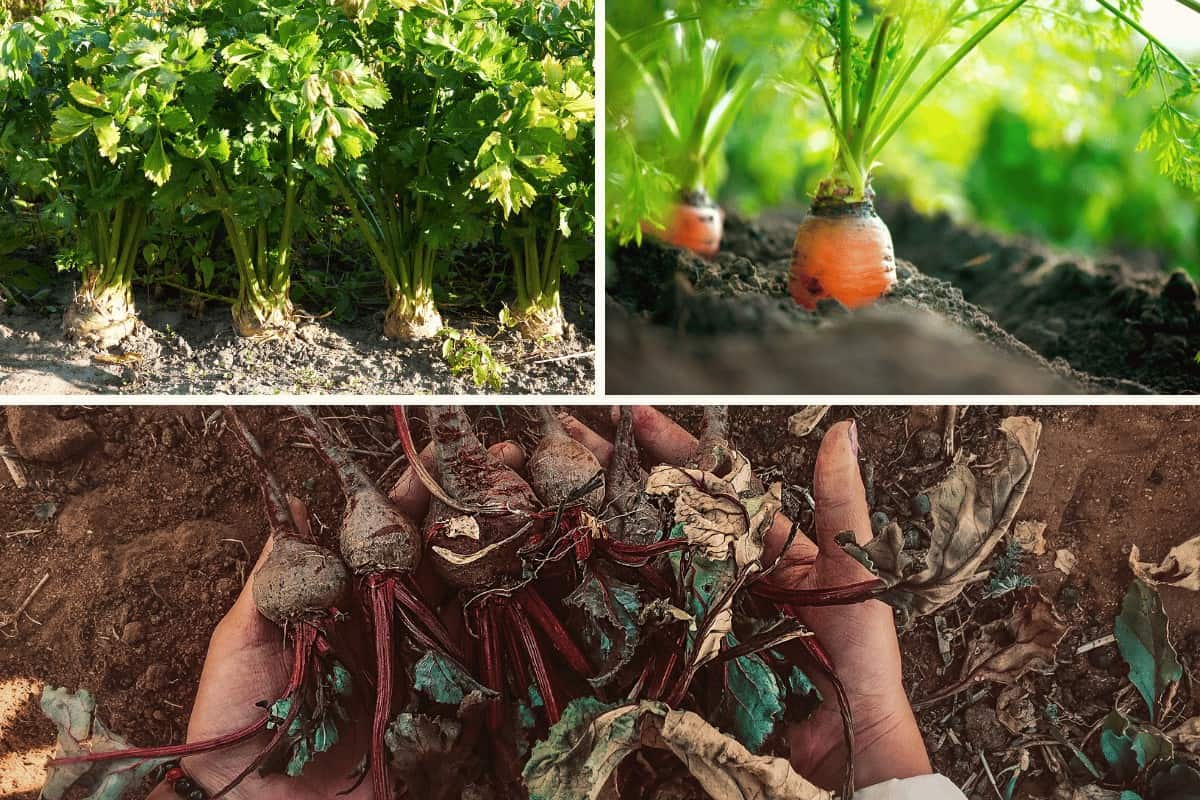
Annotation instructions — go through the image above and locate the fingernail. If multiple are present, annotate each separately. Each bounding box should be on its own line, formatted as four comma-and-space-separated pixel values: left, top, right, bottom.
848, 420, 859, 455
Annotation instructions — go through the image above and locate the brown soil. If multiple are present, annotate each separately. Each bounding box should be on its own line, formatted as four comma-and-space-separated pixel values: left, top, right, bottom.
1, 406, 1198, 800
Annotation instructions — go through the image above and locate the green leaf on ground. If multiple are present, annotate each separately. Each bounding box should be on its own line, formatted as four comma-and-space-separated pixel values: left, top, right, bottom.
1115, 580, 1183, 722
1100, 710, 1174, 783
39, 686, 169, 800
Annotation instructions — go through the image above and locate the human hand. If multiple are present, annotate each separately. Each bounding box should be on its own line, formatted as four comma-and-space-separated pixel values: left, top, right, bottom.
150, 439, 525, 800
560, 408, 930, 792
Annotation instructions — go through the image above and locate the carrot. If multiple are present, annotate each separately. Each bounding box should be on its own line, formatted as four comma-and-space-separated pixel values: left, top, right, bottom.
789, 199, 897, 310
295, 407, 463, 800
527, 406, 605, 513
658, 191, 724, 256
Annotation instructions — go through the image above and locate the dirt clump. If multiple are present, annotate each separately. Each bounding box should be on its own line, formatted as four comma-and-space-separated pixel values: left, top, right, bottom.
6, 408, 98, 463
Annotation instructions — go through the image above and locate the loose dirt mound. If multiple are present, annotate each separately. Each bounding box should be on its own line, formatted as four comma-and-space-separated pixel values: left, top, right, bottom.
608, 206, 1200, 394
1, 406, 1198, 799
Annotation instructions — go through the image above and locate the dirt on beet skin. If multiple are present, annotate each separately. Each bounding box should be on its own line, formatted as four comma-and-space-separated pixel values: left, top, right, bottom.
1, 406, 1199, 800
607, 203, 1200, 394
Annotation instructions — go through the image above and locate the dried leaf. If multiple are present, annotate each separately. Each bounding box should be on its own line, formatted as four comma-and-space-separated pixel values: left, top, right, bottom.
387, 713, 482, 800
1055, 549, 1077, 576
927, 589, 1067, 702
1013, 520, 1047, 555
1129, 535, 1200, 591
850, 417, 1042, 618
787, 406, 830, 438
1167, 717, 1200, 755
40, 686, 168, 800
523, 698, 832, 800
565, 563, 646, 687
1115, 580, 1183, 723
995, 684, 1037, 735
445, 516, 481, 540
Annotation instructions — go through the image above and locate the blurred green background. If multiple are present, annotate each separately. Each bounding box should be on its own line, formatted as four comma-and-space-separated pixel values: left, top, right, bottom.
609, 1, 1200, 278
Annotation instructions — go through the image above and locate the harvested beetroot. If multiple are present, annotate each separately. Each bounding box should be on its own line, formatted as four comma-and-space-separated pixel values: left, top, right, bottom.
419, 405, 542, 591
47, 409, 354, 797
297, 406, 461, 800
527, 406, 605, 513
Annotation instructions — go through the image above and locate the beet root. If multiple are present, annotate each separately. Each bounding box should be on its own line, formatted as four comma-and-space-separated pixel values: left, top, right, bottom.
340, 494, 422, 576
296, 406, 422, 576
424, 406, 542, 589
528, 406, 604, 513
253, 538, 350, 626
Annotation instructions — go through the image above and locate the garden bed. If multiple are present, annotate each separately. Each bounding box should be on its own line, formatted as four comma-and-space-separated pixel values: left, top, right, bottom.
1, 405, 1197, 799
607, 205, 1200, 394
0, 275, 595, 395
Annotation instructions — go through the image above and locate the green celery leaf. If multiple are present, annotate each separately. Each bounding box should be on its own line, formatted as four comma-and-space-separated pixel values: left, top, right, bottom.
143, 131, 172, 186
50, 105, 95, 145
68, 80, 109, 111
93, 117, 120, 162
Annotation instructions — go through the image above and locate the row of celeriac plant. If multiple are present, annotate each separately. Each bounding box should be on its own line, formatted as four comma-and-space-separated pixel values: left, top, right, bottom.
0, 0, 594, 347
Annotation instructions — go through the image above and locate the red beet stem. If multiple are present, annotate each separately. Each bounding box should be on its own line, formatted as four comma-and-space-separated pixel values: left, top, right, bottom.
515, 587, 591, 678
601, 538, 690, 564
225, 408, 303, 541
798, 633, 856, 800
47, 717, 269, 767
368, 577, 396, 800
750, 578, 886, 606
506, 602, 561, 724
394, 578, 463, 662
478, 604, 504, 732
207, 624, 320, 799
48, 622, 321, 770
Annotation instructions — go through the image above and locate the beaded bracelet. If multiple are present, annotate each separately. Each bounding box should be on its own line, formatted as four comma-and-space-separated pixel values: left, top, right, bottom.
160, 761, 209, 800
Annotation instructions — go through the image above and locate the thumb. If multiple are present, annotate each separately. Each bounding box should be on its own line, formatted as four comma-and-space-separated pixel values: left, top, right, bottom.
812, 420, 872, 555
212, 535, 279, 651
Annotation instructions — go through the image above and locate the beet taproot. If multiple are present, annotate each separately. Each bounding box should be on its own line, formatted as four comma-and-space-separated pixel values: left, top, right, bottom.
527, 406, 605, 513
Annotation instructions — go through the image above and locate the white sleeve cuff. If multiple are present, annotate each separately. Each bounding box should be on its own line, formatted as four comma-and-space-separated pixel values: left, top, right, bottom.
854, 774, 967, 800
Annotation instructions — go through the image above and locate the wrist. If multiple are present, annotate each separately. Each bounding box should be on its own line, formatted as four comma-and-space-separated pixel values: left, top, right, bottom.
850, 703, 932, 788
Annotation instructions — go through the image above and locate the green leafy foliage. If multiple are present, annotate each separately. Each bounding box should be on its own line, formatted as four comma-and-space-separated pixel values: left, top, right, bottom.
1115, 579, 1183, 722
412, 651, 496, 708
0, 0, 594, 347
1101, 710, 1174, 784
439, 327, 508, 390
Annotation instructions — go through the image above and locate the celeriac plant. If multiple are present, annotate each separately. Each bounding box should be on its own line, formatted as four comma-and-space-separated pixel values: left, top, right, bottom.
0, 0, 212, 346
473, 0, 594, 340
162, 0, 387, 337
327, 0, 498, 341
